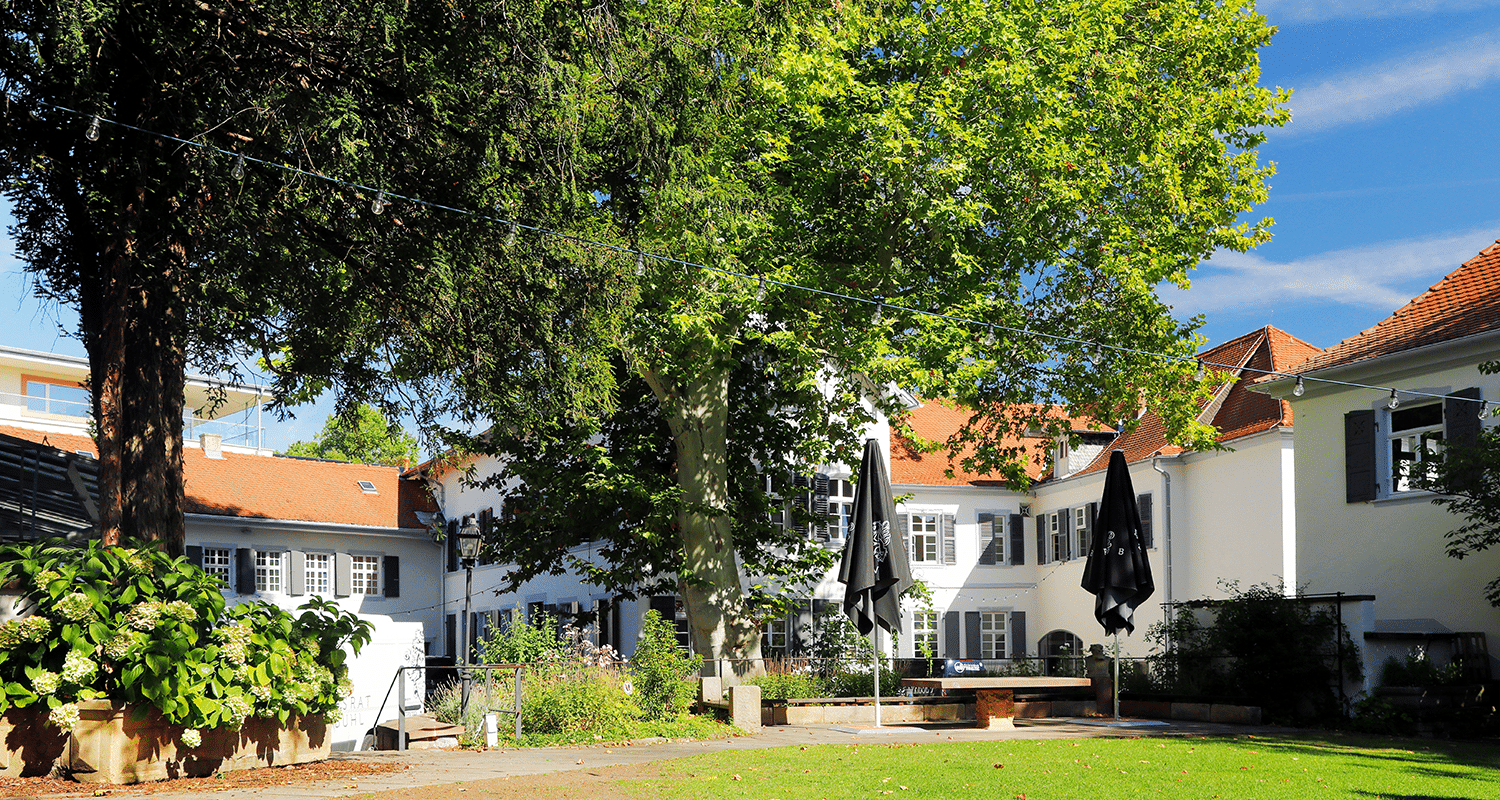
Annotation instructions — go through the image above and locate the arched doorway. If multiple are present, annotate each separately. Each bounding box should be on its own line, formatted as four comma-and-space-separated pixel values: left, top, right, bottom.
1037, 630, 1084, 676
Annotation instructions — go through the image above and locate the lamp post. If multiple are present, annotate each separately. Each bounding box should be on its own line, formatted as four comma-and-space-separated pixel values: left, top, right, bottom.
457, 515, 482, 717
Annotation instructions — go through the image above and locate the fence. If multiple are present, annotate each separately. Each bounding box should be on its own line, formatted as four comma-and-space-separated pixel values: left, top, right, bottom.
708, 655, 1091, 691
372, 664, 524, 750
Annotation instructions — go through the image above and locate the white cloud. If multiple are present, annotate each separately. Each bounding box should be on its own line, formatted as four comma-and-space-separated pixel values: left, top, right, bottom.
1163, 227, 1500, 315
1285, 30, 1500, 134
1257, 0, 1500, 23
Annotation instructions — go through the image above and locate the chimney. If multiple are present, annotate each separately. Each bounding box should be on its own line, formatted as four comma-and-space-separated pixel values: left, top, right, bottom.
201, 433, 225, 460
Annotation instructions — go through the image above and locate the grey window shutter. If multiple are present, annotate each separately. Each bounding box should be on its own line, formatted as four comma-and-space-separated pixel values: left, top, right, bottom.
1010, 611, 1027, 659
941, 514, 957, 565
1345, 409, 1378, 502
446, 519, 459, 572
1084, 502, 1098, 557
236, 548, 255, 594
897, 513, 910, 555
1035, 512, 1049, 565
1008, 514, 1024, 565
965, 611, 981, 659
794, 601, 815, 655
791, 475, 810, 536
943, 612, 961, 659
335, 552, 353, 597
445, 614, 456, 658
1447, 387, 1482, 447
384, 555, 400, 598
185, 545, 203, 568
1062, 509, 1075, 561
289, 551, 307, 596
977, 513, 997, 565
812, 598, 828, 615
813, 474, 831, 543
1136, 493, 1154, 549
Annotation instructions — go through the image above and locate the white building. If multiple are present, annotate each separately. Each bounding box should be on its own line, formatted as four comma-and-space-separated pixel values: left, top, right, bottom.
1254, 240, 1500, 686
0, 345, 439, 749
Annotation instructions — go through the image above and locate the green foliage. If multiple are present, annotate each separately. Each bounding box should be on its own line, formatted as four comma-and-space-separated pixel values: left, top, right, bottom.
1380, 652, 1466, 688
1145, 582, 1362, 725
631, 611, 703, 721
285, 404, 421, 466
745, 669, 829, 700
479, 612, 569, 666
0, 540, 371, 735
1408, 370, 1500, 607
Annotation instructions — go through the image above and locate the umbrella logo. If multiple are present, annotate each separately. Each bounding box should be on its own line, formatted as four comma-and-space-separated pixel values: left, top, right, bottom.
873, 519, 890, 565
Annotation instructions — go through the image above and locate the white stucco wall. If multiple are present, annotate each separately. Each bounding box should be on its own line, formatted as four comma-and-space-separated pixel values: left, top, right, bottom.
1280, 338, 1500, 672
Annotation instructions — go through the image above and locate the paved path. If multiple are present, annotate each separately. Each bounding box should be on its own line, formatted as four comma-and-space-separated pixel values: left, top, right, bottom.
127, 719, 1289, 800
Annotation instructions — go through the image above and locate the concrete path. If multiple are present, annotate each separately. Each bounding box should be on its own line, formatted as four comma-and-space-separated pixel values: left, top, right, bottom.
125, 719, 1289, 800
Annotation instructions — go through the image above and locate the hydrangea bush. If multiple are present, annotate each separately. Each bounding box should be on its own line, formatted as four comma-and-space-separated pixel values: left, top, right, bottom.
0, 539, 371, 741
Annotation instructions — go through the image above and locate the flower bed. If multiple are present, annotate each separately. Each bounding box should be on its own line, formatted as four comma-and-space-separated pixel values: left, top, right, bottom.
0, 540, 369, 782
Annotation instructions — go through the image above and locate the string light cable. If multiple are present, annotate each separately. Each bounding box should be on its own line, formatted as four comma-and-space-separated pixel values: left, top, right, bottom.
40, 102, 1492, 410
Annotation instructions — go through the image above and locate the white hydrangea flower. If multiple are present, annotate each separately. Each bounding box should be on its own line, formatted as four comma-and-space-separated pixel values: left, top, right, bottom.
32, 670, 60, 696
180, 728, 202, 748
48, 703, 80, 730
55, 592, 93, 622
61, 650, 97, 685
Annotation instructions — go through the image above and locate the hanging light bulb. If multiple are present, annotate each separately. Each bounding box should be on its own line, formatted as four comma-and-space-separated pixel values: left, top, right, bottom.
984, 324, 996, 346
1293, 376, 1305, 397
1195, 360, 1205, 381
505, 220, 518, 247
370, 191, 388, 215
756, 277, 767, 302
230, 153, 246, 181
1479, 400, 1489, 420
1388, 389, 1400, 410
873, 301, 884, 324
636, 250, 645, 274
85, 116, 101, 142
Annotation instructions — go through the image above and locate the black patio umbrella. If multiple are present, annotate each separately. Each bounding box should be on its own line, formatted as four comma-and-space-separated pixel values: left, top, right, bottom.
838, 438, 912, 726
1081, 449, 1155, 718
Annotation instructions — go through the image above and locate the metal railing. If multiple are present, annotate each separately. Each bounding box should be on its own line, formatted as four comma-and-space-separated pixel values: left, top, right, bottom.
0, 391, 263, 450
371, 664, 525, 751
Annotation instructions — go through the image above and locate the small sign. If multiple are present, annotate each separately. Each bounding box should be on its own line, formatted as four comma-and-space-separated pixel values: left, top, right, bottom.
944, 659, 984, 677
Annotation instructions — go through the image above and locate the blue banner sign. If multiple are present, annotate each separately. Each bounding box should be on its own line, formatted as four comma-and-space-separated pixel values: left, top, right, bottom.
944, 659, 984, 677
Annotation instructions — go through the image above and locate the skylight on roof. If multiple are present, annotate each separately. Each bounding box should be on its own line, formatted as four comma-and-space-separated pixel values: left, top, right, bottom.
357, 480, 378, 495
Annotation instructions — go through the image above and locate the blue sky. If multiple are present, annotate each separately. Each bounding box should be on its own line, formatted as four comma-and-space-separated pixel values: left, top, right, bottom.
5, 0, 1500, 450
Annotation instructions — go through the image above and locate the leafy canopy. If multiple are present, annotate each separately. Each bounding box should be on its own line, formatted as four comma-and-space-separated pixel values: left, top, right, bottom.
285, 403, 421, 466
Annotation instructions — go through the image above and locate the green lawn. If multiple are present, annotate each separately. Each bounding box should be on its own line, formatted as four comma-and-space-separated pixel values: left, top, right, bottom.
624, 734, 1500, 799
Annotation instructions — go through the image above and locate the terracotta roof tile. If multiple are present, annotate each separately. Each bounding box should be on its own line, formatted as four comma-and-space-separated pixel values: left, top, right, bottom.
0, 426, 431, 529
890, 401, 1057, 486
1288, 238, 1500, 374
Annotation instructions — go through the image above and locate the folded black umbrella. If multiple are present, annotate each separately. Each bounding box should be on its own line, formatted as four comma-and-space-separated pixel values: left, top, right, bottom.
1081, 449, 1155, 635
839, 438, 912, 636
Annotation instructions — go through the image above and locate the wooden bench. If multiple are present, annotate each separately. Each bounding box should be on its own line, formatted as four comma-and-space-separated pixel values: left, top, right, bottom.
901, 676, 1093, 729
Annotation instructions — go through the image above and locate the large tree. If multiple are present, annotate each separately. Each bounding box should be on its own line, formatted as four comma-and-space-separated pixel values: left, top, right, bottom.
475, 0, 1289, 660
0, 0, 721, 553
285, 403, 420, 467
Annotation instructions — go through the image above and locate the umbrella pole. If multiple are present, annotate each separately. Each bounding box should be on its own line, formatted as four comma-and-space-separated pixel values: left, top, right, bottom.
872, 630, 882, 728
1113, 633, 1121, 721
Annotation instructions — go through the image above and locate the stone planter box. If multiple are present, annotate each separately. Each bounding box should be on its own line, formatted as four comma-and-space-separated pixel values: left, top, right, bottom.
1119, 698, 1262, 725
761, 696, 1100, 726
0, 700, 329, 784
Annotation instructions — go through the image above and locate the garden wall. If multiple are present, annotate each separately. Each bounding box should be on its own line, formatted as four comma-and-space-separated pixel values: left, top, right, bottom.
0, 701, 329, 784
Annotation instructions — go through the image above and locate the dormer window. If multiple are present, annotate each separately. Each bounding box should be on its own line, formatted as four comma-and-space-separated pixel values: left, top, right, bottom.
357, 480, 378, 494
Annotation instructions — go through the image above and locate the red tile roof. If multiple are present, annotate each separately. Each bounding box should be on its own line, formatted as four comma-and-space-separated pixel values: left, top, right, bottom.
887, 326, 1320, 486
1288, 238, 1500, 374
1073, 326, 1320, 476
890, 401, 1071, 487
0, 426, 431, 529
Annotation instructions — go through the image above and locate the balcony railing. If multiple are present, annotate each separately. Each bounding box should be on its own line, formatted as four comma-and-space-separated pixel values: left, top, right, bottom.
0, 391, 263, 450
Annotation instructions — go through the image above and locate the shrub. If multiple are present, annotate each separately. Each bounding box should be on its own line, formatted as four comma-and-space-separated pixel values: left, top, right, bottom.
747, 665, 828, 699
631, 610, 701, 720
0, 539, 371, 736
1380, 652, 1465, 687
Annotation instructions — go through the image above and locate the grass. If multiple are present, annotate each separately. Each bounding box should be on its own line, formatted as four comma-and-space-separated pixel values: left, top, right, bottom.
622, 733, 1500, 799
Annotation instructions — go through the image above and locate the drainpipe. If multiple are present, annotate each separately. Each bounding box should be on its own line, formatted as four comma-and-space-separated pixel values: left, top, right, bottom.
1151, 455, 1174, 629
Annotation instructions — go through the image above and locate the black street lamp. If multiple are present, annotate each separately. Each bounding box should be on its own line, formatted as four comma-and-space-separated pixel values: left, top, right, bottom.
457, 515, 482, 717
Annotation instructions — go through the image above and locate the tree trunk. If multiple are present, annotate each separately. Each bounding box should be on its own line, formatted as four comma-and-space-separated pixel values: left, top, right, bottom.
82, 187, 188, 557
648, 364, 764, 663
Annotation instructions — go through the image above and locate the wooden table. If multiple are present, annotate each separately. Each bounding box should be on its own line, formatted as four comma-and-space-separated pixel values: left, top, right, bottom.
901, 676, 1093, 729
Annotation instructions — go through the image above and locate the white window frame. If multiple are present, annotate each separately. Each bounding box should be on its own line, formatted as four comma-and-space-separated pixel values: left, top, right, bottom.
1388, 402, 1444, 493
203, 547, 233, 587
304, 552, 332, 596
763, 617, 788, 655
909, 514, 940, 563
254, 550, 284, 594
351, 554, 381, 596
830, 479, 856, 542
1073, 507, 1089, 560
912, 611, 938, 658
979, 610, 1009, 660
